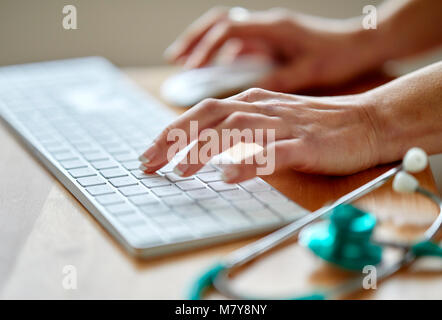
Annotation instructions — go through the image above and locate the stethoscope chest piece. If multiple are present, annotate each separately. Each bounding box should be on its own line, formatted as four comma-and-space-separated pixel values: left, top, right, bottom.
299, 204, 382, 271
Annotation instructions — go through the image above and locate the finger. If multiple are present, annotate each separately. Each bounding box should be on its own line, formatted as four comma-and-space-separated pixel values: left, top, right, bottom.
164, 8, 229, 63
138, 99, 265, 168
174, 112, 288, 177
220, 139, 306, 183
185, 21, 275, 68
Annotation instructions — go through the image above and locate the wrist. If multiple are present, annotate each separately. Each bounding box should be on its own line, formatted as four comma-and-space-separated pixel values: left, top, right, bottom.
358, 88, 419, 166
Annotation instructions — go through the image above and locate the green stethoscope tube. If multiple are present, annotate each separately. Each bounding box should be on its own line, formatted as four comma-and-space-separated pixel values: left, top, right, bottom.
188, 169, 442, 300
188, 263, 226, 300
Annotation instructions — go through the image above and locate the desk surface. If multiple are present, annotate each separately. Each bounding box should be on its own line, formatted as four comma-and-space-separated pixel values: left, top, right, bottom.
0, 66, 440, 299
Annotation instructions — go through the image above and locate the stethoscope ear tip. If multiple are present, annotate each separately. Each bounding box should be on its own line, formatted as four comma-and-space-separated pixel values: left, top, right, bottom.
403, 147, 428, 173
393, 171, 419, 193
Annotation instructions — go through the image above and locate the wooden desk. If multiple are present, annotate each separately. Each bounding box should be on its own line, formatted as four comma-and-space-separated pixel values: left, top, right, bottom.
0, 67, 440, 299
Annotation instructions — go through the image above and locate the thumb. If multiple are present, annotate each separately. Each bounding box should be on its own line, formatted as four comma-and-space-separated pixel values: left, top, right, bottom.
220, 140, 305, 183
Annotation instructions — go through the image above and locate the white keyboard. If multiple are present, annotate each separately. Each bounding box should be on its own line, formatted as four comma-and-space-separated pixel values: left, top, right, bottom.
0, 57, 308, 257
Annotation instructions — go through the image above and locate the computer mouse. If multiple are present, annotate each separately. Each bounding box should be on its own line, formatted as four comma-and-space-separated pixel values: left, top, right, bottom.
160, 57, 273, 107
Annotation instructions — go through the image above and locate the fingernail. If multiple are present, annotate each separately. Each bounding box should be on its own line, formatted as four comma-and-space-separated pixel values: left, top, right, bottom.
138, 155, 150, 164
221, 166, 240, 182
174, 164, 190, 177
164, 42, 178, 59
139, 144, 157, 164
139, 164, 146, 171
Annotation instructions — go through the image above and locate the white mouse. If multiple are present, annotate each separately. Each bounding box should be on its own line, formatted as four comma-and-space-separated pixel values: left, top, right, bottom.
161, 56, 273, 107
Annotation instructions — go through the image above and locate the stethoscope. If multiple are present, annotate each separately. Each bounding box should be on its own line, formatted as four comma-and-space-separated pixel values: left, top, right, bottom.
189, 147, 442, 299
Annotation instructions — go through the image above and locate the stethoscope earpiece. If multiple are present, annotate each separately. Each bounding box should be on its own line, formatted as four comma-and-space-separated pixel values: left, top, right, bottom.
393, 147, 428, 193
393, 171, 419, 193
402, 147, 428, 173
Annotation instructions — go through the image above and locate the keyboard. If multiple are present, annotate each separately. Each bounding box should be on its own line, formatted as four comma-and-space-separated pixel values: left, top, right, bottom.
0, 57, 308, 257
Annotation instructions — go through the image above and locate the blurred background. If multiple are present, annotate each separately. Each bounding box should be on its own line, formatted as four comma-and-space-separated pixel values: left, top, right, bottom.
1, 0, 441, 192
1, 0, 387, 67
1, 0, 441, 71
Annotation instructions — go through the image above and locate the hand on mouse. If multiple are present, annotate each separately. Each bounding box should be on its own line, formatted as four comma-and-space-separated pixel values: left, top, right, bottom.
164, 6, 383, 92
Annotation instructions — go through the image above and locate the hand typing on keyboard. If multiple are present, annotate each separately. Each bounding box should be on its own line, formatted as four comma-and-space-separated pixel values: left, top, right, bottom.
138, 88, 383, 182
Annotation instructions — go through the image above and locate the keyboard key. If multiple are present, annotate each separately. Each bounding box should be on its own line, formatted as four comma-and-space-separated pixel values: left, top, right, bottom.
151, 185, 181, 197
198, 197, 230, 210
128, 225, 163, 246
232, 198, 265, 211
118, 184, 149, 196
108, 176, 138, 188
60, 159, 88, 170
198, 165, 217, 173
132, 169, 160, 179
72, 142, 95, 153
100, 167, 128, 179
174, 204, 206, 217
239, 178, 272, 192
162, 223, 194, 241
91, 159, 119, 170
220, 189, 251, 201
139, 202, 170, 216
141, 177, 171, 188
152, 214, 182, 226
121, 160, 140, 170
46, 145, 70, 154
78, 148, 101, 155
54, 151, 77, 161
95, 193, 125, 206
162, 194, 195, 206
69, 167, 96, 178
77, 175, 106, 187
106, 203, 135, 215
208, 181, 238, 192
165, 172, 193, 182
86, 184, 115, 196
113, 152, 138, 162
175, 179, 205, 191
186, 188, 217, 200
197, 171, 223, 182
269, 202, 308, 221
128, 193, 158, 206
245, 209, 281, 225
117, 213, 146, 226
186, 216, 223, 237
211, 208, 251, 231
158, 161, 176, 173
83, 151, 109, 162
101, 142, 130, 154
254, 190, 288, 204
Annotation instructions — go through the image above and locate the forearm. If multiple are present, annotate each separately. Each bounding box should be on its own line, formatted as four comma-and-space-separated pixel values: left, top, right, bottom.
364, 61, 442, 164
374, 0, 442, 61
285, 0, 442, 79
